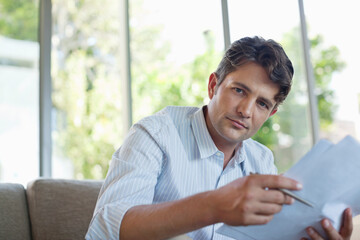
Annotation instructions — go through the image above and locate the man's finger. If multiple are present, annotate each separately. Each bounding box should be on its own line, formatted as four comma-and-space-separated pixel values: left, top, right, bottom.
239, 213, 274, 226
234, 199, 283, 217
252, 174, 302, 191
253, 202, 283, 216
306, 227, 324, 240
321, 218, 343, 240
259, 189, 294, 205
339, 208, 353, 238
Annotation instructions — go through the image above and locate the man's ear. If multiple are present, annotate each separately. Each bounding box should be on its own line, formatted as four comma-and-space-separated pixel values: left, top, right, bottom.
208, 72, 218, 99
270, 107, 278, 117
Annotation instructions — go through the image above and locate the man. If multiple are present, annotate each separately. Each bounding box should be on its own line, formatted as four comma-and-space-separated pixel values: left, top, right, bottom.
86, 36, 352, 240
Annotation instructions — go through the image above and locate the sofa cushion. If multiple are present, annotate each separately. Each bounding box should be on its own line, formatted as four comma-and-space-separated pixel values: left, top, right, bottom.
0, 183, 32, 240
26, 178, 103, 240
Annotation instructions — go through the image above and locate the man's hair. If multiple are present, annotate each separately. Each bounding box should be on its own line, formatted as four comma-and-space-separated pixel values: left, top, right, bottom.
215, 36, 294, 105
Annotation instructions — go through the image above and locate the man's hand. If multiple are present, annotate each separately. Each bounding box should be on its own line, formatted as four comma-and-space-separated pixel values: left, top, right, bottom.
301, 208, 353, 240
208, 174, 302, 226
119, 174, 302, 240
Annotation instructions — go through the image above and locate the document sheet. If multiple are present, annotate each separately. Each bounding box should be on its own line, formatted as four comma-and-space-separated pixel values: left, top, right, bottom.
217, 135, 360, 240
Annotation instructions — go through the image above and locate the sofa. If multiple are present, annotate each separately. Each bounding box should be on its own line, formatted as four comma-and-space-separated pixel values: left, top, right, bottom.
0, 178, 191, 240
0, 178, 103, 240
1, 178, 359, 240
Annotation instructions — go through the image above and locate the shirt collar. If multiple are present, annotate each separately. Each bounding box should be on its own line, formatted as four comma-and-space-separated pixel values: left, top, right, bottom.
190, 106, 219, 159
233, 142, 246, 165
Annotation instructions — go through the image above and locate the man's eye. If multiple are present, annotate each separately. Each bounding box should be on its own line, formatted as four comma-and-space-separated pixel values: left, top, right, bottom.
234, 88, 243, 93
259, 101, 268, 109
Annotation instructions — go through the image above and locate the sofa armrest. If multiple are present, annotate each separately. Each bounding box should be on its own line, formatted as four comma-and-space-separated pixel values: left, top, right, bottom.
0, 183, 32, 240
26, 178, 103, 240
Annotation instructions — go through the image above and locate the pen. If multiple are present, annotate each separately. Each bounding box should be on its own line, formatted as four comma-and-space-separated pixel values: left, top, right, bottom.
277, 188, 314, 208
249, 172, 314, 208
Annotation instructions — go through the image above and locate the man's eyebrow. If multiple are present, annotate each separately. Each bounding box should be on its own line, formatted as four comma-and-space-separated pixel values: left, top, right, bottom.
233, 82, 276, 108
233, 82, 252, 92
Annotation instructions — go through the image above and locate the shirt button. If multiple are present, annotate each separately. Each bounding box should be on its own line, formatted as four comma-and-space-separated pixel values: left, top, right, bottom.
216, 152, 222, 157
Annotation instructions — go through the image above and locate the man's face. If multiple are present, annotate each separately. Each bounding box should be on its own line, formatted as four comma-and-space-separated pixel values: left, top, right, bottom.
205, 62, 279, 148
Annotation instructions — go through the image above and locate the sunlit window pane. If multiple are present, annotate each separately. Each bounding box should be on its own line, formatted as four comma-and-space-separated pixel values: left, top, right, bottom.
228, 0, 312, 172
51, 0, 125, 179
129, 0, 224, 122
304, 0, 360, 143
0, 0, 39, 184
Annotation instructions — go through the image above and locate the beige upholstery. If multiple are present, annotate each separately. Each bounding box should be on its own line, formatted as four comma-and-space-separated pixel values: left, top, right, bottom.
0, 183, 32, 240
26, 178, 103, 240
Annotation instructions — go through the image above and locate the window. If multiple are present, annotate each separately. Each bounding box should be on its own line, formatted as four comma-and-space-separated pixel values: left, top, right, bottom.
304, 0, 360, 143
51, 0, 125, 179
0, 0, 39, 184
50, 0, 225, 180
129, 0, 224, 122
3, 0, 355, 181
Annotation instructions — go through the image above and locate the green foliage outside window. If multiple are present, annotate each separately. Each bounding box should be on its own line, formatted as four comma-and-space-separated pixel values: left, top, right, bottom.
0, 0, 38, 41
0, 0, 345, 178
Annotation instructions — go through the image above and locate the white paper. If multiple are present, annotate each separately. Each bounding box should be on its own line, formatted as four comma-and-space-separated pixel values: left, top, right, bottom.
217, 135, 360, 240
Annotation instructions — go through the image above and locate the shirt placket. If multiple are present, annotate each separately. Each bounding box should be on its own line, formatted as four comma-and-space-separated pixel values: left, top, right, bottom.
211, 151, 236, 239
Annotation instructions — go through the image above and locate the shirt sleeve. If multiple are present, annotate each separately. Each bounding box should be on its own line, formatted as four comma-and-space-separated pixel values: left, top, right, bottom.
85, 122, 164, 239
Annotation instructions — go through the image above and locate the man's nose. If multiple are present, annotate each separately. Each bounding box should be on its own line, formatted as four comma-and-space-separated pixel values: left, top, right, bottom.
237, 98, 254, 118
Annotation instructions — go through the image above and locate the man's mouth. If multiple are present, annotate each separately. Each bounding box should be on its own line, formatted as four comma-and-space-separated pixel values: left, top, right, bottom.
227, 117, 248, 129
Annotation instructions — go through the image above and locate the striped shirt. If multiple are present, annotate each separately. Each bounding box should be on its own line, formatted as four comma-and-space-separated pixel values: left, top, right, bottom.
86, 106, 277, 240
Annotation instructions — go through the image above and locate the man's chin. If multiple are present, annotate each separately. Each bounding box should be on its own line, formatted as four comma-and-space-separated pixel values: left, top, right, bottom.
227, 129, 251, 140
223, 134, 249, 145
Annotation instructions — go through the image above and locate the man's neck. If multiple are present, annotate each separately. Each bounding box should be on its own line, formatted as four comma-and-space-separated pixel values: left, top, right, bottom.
202, 106, 242, 169
205, 127, 240, 169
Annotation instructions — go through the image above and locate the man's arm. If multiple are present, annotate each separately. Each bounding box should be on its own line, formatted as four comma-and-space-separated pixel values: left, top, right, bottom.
86, 123, 165, 239
120, 174, 301, 240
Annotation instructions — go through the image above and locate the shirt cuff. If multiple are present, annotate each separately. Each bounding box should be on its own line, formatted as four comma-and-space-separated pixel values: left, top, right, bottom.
86, 202, 135, 240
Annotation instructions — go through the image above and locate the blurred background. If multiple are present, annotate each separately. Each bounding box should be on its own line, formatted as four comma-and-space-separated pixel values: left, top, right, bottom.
1, 0, 359, 185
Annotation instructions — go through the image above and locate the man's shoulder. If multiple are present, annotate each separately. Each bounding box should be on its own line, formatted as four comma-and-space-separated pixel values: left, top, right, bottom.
243, 138, 277, 174
159, 106, 199, 119
244, 138, 273, 156
136, 106, 199, 133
